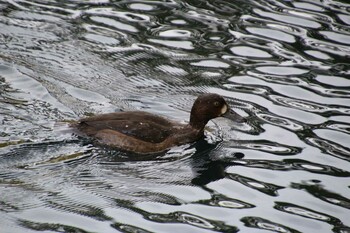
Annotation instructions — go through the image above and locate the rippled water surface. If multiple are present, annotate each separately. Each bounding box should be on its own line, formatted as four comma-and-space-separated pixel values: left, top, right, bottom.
1, 0, 350, 232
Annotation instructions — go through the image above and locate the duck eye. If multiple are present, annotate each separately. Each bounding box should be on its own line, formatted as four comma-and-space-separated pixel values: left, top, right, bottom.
214, 101, 220, 107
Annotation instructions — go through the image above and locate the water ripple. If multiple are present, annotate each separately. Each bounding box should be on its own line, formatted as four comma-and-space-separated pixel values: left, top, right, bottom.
291, 182, 350, 210
240, 159, 350, 177
196, 192, 255, 210
241, 216, 300, 233
275, 201, 344, 225
306, 137, 350, 162
236, 140, 302, 156
228, 173, 284, 196
282, 205, 327, 220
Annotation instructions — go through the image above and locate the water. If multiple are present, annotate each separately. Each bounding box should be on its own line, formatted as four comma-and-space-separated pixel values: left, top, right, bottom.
1, 0, 350, 232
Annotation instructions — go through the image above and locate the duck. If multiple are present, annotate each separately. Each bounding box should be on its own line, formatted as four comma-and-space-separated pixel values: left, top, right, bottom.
74, 93, 246, 154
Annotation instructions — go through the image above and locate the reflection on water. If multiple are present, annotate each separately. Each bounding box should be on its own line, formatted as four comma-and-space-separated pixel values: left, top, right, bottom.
1, 0, 350, 232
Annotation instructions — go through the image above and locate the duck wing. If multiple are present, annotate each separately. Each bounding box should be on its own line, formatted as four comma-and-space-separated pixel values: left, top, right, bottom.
77, 111, 180, 143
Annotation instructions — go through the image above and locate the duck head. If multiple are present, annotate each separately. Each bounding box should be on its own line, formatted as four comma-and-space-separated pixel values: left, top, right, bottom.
189, 93, 246, 130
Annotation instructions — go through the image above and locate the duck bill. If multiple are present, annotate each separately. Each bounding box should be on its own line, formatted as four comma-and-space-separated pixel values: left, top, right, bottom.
223, 109, 246, 123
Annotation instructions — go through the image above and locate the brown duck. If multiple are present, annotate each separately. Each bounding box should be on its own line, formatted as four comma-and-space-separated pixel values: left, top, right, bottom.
74, 93, 245, 154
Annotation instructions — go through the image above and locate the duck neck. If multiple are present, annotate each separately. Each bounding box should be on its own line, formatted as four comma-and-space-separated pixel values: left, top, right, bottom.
189, 115, 207, 131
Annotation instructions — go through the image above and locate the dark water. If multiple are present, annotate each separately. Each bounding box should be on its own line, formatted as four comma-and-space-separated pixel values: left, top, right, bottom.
1, 0, 350, 232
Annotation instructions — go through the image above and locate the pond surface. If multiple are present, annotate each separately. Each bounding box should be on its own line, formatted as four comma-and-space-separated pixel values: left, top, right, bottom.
1, 0, 350, 232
